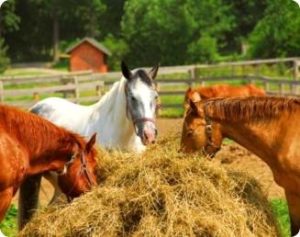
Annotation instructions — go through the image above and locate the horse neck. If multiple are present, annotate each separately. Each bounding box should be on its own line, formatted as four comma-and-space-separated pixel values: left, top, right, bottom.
92, 78, 136, 144
217, 117, 284, 164
16, 124, 79, 174
26, 132, 80, 175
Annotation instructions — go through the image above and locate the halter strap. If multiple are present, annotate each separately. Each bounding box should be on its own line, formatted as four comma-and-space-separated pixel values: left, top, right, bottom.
79, 152, 95, 187
203, 114, 221, 156
60, 151, 95, 202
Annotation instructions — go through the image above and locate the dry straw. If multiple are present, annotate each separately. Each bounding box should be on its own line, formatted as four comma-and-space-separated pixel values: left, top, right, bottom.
20, 135, 280, 237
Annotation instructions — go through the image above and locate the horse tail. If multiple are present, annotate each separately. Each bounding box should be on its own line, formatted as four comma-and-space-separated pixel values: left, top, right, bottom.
18, 174, 42, 230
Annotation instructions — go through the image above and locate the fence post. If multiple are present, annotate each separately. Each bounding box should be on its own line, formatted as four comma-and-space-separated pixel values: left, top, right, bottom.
293, 59, 299, 80
188, 67, 196, 88
0, 80, 3, 102
241, 65, 246, 80
33, 92, 40, 101
61, 76, 71, 98
231, 65, 235, 77
254, 64, 260, 78
264, 80, 269, 93
96, 85, 101, 97
73, 76, 80, 103
156, 84, 161, 117
279, 83, 284, 96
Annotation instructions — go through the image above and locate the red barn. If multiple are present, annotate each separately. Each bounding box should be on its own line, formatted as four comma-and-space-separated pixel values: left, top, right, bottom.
66, 37, 111, 73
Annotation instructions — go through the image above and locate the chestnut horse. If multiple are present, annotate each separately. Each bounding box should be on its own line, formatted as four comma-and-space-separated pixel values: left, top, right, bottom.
0, 104, 98, 235
184, 84, 265, 110
181, 96, 300, 236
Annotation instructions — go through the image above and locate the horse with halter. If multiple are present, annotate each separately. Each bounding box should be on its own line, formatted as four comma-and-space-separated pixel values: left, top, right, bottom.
181, 96, 300, 236
19, 61, 159, 228
0, 104, 98, 235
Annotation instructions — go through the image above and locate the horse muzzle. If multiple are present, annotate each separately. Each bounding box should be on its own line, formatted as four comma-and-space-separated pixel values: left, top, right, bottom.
141, 123, 157, 145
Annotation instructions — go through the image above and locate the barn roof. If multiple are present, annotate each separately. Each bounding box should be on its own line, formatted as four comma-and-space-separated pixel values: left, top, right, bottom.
66, 37, 111, 56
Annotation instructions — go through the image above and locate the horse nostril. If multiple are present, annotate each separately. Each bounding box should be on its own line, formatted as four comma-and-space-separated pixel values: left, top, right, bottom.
155, 129, 158, 136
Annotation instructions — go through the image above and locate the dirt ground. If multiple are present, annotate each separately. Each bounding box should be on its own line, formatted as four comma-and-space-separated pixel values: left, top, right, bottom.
14, 118, 284, 207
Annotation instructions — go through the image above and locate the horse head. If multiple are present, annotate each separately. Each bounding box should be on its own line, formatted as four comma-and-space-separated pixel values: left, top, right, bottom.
58, 133, 98, 199
121, 61, 159, 145
180, 99, 222, 157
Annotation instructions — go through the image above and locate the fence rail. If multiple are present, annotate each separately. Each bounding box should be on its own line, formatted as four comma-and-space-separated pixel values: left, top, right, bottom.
1, 57, 300, 114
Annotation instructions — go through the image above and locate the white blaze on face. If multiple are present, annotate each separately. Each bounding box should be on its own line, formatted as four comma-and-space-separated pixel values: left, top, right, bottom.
131, 79, 157, 144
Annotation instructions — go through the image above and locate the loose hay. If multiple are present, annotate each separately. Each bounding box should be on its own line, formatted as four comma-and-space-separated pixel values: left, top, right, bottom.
20, 136, 280, 237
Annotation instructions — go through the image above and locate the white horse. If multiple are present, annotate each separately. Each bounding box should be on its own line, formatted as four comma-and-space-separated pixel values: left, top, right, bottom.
18, 62, 159, 229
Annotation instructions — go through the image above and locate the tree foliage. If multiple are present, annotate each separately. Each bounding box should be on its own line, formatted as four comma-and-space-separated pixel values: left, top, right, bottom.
121, 0, 232, 67
248, 0, 300, 58
0, 0, 20, 35
0, 39, 10, 73
1, 0, 299, 67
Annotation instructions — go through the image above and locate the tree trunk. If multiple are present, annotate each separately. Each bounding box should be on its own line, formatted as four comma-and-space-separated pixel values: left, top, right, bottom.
0, 12, 2, 38
52, 9, 59, 63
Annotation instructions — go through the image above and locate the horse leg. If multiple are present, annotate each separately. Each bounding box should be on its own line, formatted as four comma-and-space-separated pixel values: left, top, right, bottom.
285, 191, 300, 236
0, 188, 13, 237
43, 171, 63, 204
18, 174, 42, 230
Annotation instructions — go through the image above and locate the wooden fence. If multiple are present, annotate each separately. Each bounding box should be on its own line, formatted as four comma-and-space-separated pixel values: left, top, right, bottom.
0, 71, 106, 108
1, 57, 300, 113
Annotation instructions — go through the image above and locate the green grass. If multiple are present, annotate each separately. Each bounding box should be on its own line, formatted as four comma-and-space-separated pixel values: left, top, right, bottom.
0, 205, 17, 237
2, 69, 53, 77
270, 199, 290, 237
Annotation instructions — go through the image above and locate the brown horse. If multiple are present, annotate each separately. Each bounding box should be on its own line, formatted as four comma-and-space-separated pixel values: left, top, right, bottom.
0, 104, 98, 232
184, 84, 265, 110
181, 96, 300, 236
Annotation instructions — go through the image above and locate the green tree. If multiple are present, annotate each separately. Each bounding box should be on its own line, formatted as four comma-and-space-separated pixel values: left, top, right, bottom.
121, 0, 232, 67
101, 0, 126, 37
187, 35, 218, 63
222, 0, 267, 53
248, 0, 300, 58
102, 34, 129, 70
6, 0, 106, 62
0, 0, 20, 36
0, 38, 10, 73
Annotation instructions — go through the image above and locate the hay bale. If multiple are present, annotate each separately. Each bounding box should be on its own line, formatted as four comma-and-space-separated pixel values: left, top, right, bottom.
20, 136, 280, 237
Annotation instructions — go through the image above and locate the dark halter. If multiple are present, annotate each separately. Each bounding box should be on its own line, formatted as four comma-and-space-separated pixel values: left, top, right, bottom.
124, 82, 156, 135
203, 112, 221, 157
60, 151, 95, 202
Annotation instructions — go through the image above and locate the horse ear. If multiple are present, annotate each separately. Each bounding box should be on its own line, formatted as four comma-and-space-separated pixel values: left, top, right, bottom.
189, 100, 204, 117
86, 133, 97, 152
121, 61, 132, 80
149, 63, 160, 79
189, 100, 198, 114
191, 91, 201, 102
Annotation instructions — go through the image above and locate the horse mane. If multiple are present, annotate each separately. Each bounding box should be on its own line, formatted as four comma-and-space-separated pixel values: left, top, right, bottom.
0, 104, 85, 153
203, 96, 300, 122
94, 77, 127, 118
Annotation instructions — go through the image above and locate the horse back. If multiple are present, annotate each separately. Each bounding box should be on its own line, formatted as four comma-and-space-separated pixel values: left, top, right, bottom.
30, 97, 91, 129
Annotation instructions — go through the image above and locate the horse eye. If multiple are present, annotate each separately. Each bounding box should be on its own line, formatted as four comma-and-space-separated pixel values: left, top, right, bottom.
131, 96, 136, 102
